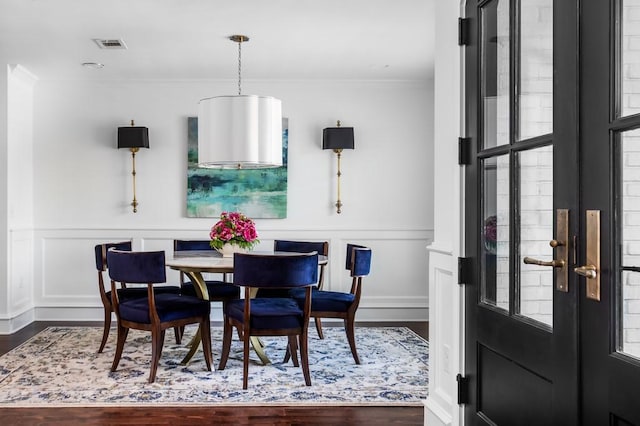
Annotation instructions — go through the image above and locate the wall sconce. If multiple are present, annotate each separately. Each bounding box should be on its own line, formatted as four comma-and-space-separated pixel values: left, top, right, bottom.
117, 120, 149, 213
322, 120, 354, 214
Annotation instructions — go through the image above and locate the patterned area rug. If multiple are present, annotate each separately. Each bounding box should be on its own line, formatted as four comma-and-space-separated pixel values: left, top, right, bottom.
0, 326, 428, 407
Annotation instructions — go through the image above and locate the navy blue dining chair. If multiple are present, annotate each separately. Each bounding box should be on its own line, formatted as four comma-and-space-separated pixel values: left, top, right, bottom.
107, 249, 213, 383
290, 244, 372, 364
271, 239, 329, 339
218, 252, 319, 389
94, 242, 182, 353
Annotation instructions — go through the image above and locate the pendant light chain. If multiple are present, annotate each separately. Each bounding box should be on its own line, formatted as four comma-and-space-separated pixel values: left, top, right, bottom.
237, 38, 242, 95
230, 35, 248, 95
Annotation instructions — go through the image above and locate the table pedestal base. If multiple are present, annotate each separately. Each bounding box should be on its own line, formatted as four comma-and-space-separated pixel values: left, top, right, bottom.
179, 271, 271, 366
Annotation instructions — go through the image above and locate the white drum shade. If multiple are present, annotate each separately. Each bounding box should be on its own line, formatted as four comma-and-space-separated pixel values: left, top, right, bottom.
197, 95, 282, 169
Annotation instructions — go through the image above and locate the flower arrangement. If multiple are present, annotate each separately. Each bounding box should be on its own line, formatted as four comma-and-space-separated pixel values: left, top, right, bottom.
483, 215, 497, 254
209, 211, 259, 250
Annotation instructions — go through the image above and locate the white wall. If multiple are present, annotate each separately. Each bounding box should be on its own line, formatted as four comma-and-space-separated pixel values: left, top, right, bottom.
0, 66, 9, 320
1, 65, 37, 333
426, 1, 464, 425
0, 76, 434, 330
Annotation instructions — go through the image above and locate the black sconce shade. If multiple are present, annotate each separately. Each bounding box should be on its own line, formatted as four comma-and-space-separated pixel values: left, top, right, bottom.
118, 126, 150, 149
322, 127, 354, 150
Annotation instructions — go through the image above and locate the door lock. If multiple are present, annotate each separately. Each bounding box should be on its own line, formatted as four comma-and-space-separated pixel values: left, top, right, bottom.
522, 209, 570, 292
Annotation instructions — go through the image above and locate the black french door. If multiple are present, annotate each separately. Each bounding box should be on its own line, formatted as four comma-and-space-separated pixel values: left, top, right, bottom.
464, 0, 640, 424
580, 0, 640, 424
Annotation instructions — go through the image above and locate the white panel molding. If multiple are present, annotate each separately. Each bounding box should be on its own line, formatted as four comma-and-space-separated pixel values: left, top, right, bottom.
428, 253, 457, 414
5, 228, 433, 333
8, 64, 38, 87
427, 243, 454, 256
9, 230, 34, 312
427, 0, 465, 424
426, 249, 464, 426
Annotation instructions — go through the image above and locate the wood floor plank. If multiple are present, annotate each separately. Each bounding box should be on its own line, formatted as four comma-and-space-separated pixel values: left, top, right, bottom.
0, 406, 425, 425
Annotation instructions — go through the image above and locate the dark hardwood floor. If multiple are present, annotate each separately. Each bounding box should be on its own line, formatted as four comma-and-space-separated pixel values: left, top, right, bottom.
0, 321, 428, 425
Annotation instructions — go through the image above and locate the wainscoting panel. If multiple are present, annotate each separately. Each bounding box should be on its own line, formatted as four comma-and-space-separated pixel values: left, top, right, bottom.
9, 230, 34, 314
18, 228, 432, 331
427, 248, 462, 426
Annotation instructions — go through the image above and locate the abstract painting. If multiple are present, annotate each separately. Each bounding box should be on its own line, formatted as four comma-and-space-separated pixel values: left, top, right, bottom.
186, 117, 288, 218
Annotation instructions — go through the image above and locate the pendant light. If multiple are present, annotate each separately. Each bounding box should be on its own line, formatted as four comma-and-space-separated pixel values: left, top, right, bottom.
198, 35, 282, 169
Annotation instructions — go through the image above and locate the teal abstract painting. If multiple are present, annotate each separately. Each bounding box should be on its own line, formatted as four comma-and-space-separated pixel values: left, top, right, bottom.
186, 117, 288, 218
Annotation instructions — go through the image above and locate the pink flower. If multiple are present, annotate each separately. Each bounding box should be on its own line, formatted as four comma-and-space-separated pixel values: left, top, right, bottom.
242, 227, 257, 241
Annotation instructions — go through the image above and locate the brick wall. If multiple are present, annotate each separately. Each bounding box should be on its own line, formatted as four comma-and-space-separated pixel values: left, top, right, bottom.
622, 0, 640, 358
623, 126, 640, 357
517, 0, 554, 326
519, 146, 553, 326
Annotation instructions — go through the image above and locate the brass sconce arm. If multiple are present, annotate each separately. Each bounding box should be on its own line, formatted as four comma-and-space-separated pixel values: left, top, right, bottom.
129, 147, 140, 213
334, 148, 344, 214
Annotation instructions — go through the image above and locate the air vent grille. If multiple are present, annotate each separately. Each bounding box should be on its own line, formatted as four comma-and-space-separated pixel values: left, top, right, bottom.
93, 39, 128, 49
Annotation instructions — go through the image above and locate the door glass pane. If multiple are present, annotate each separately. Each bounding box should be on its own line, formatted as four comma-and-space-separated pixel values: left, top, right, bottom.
481, 154, 510, 311
519, 0, 553, 140
620, 128, 640, 359
481, 0, 510, 149
518, 146, 553, 327
621, 0, 640, 118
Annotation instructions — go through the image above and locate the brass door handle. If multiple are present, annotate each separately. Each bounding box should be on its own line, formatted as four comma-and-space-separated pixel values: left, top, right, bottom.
573, 210, 600, 301
523, 257, 565, 268
574, 265, 597, 279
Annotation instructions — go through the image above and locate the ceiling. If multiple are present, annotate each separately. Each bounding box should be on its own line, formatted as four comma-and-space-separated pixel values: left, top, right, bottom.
0, 0, 435, 82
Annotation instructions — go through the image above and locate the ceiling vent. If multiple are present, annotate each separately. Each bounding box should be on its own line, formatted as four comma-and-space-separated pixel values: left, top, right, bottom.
93, 39, 128, 49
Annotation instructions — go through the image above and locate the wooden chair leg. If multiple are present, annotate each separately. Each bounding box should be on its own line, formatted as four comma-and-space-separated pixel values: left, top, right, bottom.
149, 327, 166, 383
200, 317, 213, 371
111, 325, 129, 372
314, 317, 324, 340
174, 326, 182, 344
98, 307, 112, 353
344, 316, 361, 365
299, 332, 312, 386
222, 301, 243, 340
287, 335, 299, 367
242, 330, 250, 390
218, 318, 233, 370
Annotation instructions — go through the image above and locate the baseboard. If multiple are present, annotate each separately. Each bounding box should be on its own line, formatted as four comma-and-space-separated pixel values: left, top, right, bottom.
31, 306, 226, 323
0, 308, 35, 334
33, 306, 427, 322
0, 306, 428, 334
425, 397, 454, 426
355, 306, 428, 322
